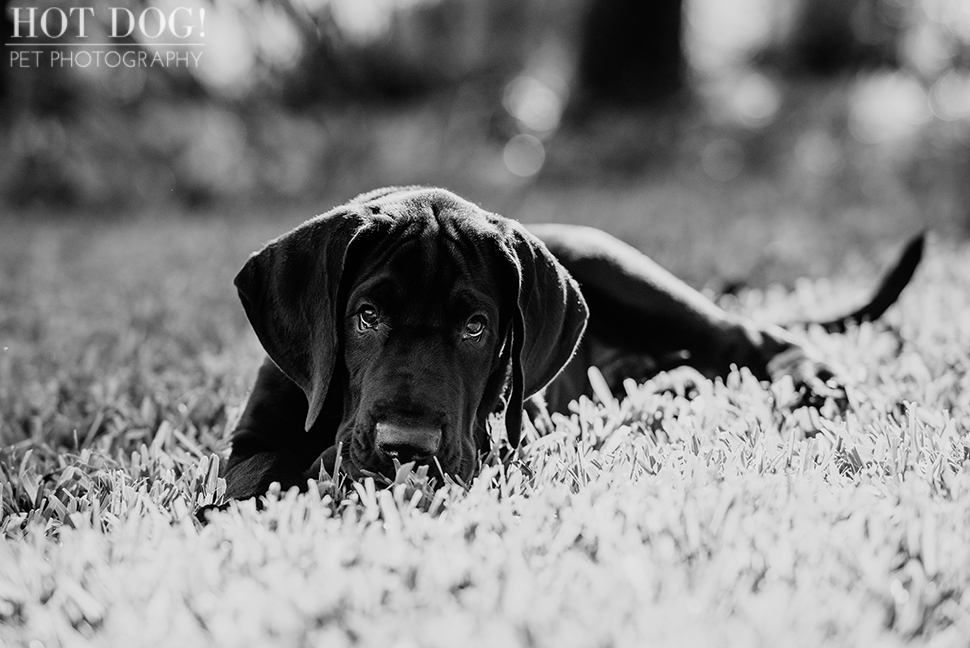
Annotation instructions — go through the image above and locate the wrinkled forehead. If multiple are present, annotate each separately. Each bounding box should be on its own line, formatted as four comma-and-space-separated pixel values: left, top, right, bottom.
344, 210, 510, 310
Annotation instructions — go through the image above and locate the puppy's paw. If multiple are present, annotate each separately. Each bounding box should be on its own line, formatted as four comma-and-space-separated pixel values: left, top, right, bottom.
767, 344, 848, 414
643, 365, 707, 399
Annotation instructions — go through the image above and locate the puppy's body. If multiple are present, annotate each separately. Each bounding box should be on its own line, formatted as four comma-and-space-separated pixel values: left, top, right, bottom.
224, 187, 921, 500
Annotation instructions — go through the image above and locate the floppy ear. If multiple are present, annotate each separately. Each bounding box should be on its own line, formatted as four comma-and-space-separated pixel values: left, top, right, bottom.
234, 210, 371, 431
502, 225, 588, 447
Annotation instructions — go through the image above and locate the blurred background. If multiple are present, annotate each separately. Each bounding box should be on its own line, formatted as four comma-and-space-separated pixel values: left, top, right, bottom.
1, 0, 968, 462
2, 0, 969, 283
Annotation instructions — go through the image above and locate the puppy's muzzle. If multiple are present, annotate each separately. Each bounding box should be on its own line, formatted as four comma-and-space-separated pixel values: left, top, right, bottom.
374, 420, 443, 463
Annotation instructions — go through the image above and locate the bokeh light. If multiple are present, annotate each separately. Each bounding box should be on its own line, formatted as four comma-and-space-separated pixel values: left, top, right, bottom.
503, 75, 564, 137
848, 72, 931, 144
503, 134, 545, 178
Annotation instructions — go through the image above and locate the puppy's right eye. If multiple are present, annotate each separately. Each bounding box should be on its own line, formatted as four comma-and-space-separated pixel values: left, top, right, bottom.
358, 305, 380, 329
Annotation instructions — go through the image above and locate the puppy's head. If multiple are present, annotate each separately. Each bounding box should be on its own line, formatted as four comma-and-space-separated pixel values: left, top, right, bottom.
235, 187, 587, 482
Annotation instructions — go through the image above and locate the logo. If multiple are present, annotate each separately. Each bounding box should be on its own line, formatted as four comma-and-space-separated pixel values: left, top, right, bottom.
7, 4, 205, 68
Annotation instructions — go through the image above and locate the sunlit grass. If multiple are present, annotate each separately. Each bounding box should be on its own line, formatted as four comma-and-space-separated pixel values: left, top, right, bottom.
1, 216, 968, 647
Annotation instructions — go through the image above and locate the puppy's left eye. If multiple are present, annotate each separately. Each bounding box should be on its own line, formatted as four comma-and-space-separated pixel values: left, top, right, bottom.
358, 305, 380, 329
463, 315, 486, 339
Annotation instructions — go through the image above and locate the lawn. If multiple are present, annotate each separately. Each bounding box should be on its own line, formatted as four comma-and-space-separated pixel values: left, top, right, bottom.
0, 196, 968, 647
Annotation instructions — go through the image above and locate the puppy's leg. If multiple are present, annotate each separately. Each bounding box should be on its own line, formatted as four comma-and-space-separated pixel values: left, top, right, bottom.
224, 358, 335, 500
531, 224, 833, 410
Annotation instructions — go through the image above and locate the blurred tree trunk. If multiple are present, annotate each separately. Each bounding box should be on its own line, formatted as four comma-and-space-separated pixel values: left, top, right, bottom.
575, 0, 684, 106
756, 0, 902, 75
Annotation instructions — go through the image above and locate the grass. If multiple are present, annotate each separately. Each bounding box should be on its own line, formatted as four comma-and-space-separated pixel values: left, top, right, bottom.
1, 202, 969, 647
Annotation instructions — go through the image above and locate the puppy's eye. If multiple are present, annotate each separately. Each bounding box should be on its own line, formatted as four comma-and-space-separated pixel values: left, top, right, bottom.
463, 315, 486, 339
358, 305, 380, 329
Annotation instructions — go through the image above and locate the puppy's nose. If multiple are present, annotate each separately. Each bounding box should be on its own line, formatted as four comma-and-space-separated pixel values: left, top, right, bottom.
374, 421, 442, 462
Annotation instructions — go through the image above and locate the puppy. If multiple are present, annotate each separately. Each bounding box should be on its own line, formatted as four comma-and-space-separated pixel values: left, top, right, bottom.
222, 187, 922, 499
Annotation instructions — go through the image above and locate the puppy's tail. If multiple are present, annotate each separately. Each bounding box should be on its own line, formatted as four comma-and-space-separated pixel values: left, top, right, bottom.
810, 231, 925, 334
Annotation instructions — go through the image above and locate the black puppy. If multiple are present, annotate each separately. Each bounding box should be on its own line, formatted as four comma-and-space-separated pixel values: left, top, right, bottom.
223, 187, 922, 499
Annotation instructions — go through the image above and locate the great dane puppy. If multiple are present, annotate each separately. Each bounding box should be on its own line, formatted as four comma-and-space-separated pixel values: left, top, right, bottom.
223, 186, 922, 500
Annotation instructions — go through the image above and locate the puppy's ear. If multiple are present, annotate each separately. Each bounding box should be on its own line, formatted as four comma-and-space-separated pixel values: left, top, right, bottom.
234, 210, 371, 431
502, 225, 588, 447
